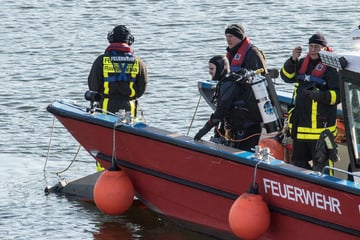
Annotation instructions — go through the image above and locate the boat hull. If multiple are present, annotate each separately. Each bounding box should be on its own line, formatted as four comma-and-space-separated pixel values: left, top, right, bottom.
48, 101, 360, 240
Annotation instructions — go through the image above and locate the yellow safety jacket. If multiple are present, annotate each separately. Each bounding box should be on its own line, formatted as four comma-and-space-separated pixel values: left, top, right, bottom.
101, 43, 140, 111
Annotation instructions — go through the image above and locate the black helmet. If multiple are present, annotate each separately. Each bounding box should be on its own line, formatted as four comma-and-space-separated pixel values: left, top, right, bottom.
209, 55, 229, 80
107, 25, 135, 46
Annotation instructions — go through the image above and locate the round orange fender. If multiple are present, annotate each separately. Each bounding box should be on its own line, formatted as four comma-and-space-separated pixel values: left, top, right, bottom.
93, 168, 134, 215
228, 190, 270, 239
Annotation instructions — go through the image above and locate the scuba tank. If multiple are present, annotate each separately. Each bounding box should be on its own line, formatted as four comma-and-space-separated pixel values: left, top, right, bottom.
238, 69, 282, 133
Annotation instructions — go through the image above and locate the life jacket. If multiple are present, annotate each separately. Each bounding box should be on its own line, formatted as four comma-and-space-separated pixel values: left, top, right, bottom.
102, 43, 139, 98
226, 37, 252, 72
297, 55, 327, 86
105, 42, 134, 54
101, 43, 140, 113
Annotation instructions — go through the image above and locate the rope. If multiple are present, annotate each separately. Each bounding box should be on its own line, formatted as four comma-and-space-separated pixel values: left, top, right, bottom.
55, 144, 81, 175
252, 158, 263, 189
43, 116, 83, 176
214, 127, 280, 143
44, 101, 147, 176
43, 116, 56, 171
187, 95, 202, 136
112, 123, 117, 164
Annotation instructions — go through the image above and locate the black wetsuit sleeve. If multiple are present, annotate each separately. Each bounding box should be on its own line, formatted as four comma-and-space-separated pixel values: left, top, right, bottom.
88, 55, 104, 92
134, 57, 148, 99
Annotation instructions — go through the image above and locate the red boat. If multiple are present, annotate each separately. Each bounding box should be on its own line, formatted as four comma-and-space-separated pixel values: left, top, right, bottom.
47, 51, 360, 240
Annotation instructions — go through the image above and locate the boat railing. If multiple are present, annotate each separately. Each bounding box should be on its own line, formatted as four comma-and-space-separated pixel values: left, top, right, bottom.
321, 165, 360, 180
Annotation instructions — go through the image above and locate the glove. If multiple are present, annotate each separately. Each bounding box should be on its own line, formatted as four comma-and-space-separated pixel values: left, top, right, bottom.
304, 89, 322, 102
194, 120, 214, 141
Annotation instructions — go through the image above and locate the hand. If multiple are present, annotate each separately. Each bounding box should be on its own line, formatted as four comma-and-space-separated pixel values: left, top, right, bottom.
292, 46, 302, 62
304, 89, 322, 102
194, 120, 214, 141
194, 128, 209, 141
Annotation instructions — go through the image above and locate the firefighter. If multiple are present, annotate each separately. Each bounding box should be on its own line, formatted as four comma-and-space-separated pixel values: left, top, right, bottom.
280, 33, 340, 170
88, 25, 147, 114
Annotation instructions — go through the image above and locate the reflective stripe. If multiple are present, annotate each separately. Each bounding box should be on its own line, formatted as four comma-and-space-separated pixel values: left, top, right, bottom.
131, 59, 139, 78
96, 162, 104, 172
102, 98, 109, 113
129, 59, 139, 98
281, 66, 295, 79
104, 81, 109, 94
129, 82, 135, 98
297, 125, 337, 134
328, 159, 334, 176
296, 130, 337, 140
329, 90, 337, 105
292, 83, 299, 104
103, 56, 113, 78
293, 126, 337, 140
296, 133, 323, 140
311, 100, 317, 129
130, 101, 135, 116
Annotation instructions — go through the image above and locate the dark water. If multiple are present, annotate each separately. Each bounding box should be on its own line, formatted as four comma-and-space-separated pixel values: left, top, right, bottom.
0, 0, 359, 239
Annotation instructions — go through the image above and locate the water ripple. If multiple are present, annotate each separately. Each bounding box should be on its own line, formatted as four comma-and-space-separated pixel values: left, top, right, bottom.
0, 0, 359, 239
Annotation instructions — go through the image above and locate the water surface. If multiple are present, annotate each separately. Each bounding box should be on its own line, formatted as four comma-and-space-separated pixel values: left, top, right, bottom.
0, 0, 358, 239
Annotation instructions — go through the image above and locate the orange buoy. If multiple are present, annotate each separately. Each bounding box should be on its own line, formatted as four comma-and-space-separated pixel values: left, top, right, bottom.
93, 166, 134, 215
228, 184, 270, 240
259, 137, 284, 160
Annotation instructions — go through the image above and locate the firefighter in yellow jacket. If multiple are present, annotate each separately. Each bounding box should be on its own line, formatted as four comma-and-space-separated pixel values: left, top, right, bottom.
88, 25, 147, 114
280, 33, 340, 170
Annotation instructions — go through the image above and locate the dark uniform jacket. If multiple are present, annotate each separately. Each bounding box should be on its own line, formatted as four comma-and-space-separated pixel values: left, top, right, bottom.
280, 56, 340, 140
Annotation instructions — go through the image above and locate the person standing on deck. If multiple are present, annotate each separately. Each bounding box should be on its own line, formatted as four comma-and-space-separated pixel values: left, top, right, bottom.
88, 25, 147, 114
214, 24, 280, 147
225, 23, 267, 74
280, 33, 340, 171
